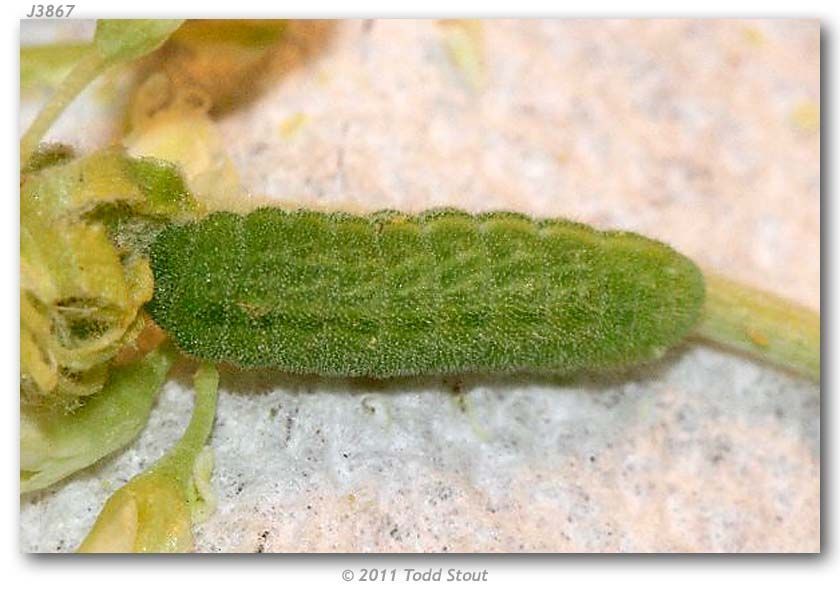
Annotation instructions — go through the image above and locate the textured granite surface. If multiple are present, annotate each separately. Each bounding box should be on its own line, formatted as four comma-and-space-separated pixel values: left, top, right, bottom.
20, 19, 820, 553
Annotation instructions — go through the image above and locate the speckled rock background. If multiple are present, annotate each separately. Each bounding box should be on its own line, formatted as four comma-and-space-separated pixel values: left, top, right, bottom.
20, 19, 820, 553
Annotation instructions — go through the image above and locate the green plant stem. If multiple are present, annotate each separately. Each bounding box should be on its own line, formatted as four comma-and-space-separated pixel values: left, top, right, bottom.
156, 363, 219, 485
20, 42, 93, 91
693, 272, 820, 381
20, 51, 105, 166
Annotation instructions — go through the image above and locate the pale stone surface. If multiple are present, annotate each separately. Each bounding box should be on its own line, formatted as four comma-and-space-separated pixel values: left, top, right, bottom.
20, 19, 819, 553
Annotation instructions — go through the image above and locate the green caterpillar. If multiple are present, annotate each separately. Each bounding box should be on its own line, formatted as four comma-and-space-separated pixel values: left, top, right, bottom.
147, 207, 705, 378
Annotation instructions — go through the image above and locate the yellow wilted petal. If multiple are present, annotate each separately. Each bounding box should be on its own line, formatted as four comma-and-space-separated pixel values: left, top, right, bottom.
125, 83, 242, 212
77, 491, 139, 553
20, 149, 198, 405
78, 473, 193, 553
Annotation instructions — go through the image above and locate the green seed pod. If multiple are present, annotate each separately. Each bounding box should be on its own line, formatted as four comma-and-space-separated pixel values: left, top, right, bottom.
147, 208, 705, 378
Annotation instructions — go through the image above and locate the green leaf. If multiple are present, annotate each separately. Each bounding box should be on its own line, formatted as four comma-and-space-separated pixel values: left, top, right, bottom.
94, 19, 184, 66
20, 345, 175, 493
20, 43, 92, 92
